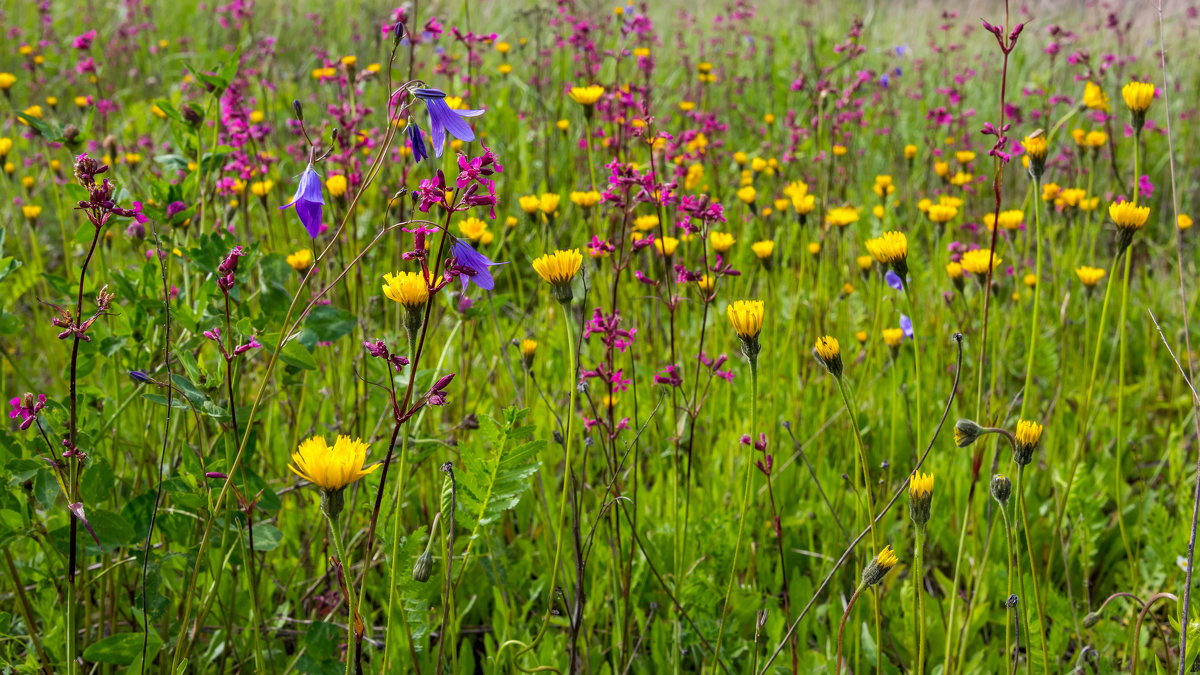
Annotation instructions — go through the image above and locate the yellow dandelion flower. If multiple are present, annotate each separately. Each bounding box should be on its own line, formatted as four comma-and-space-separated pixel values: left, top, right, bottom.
286, 249, 313, 271
961, 249, 1001, 275
568, 85, 604, 106
382, 271, 430, 307
1121, 81, 1154, 114
726, 300, 765, 340
1083, 81, 1109, 112
532, 249, 583, 286
655, 236, 679, 257
1075, 266, 1105, 287
710, 231, 735, 253
289, 435, 379, 492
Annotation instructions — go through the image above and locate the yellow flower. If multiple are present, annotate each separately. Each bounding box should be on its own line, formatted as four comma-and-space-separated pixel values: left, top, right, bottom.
984, 209, 1024, 231
807, 242, 821, 255
249, 180, 274, 197
20, 105, 43, 123
1013, 419, 1043, 465
1085, 130, 1107, 148
726, 300, 765, 340
568, 85, 605, 106
326, 174, 348, 198
737, 185, 757, 204
4, 162, 14, 175
520, 339, 537, 358
855, 331, 868, 343
1109, 199, 1150, 232
124, 153, 142, 165
832, 144, 848, 156
856, 255, 874, 271
826, 206, 858, 227
752, 240, 774, 260
496, 41, 511, 54
955, 150, 976, 164
934, 161, 949, 178
697, 274, 714, 292
633, 214, 660, 231
873, 174, 895, 197
1041, 183, 1061, 202
843, 282, 855, 295
0, 138, 13, 158
783, 180, 808, 197
532, 249, 583, 286
1179, 214, 1193, 231
710, 231, 735, 253
679, 100, 695, 112
570, 190, 601, 208
287, 249, 314, 271
655, 236, 679, 257
289, 435, 379, 492
865, 231, 908, 267
904, 144, 918, 160
498, 64, 513, 75
518, 194, 541, 214
1121, 81, 1155, 114
1071, 128, 1087, 146
697, 62, 714, 74
249, 110, 264, 124
792, 193, 815, 215
382, 271, 430, 307
45, 96, 57, 107
750, 157, 767, 173
556, 119, 570, 131
538, 193, 561, 214
812, 335, 842, 376
883, 328, 904, 348
1083, 81, 1109, 112
341, 56, 357, 67
458, 217, 490, 242
960, 249, 1002, 275
21, 176, 33, 189
1023, 273, 1037, 287
909, 471, 934, 499
950, 171, 973, 187
1075, 265, 1105, 287
22, 205, 41, 221
0, 73, 15, 90
946, 262, 964, 280
1024, 133, 1048, 162
764, 113, 775, 124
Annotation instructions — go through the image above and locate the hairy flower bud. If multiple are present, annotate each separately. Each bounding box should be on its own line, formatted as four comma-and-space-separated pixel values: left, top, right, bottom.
413, 551, 433, 582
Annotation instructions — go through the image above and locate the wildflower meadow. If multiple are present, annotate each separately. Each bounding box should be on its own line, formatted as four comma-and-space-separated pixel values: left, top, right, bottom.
3, 0, 1200, 673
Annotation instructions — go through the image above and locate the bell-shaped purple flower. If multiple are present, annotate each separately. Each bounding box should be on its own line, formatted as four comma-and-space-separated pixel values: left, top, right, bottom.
414, 88, 484, 158
279, 164, 325, 238
450, 239, 507, 294
408, 123, 428, 163
900, 314, 914, 338
885, 270, 904, 291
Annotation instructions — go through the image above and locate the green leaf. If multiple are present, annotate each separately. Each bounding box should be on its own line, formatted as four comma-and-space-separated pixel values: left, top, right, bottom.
303, 306, 358, 344
80, 458, 114, 505
0, 257, 21, 285
83, 632, 162, 665
258, 333, 316, 371
87, 509, 137, 550
251, 523, 282, 551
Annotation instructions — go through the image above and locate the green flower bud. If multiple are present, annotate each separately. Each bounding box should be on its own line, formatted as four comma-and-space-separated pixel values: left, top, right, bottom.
413, 551, 434, 583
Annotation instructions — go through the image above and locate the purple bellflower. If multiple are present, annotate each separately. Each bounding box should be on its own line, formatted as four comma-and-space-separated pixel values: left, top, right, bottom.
414, 88, 484, 158
279, 164, 325, 238
900, 314, 914, 339
449, 239, 506, 294
885, 270, 904, 291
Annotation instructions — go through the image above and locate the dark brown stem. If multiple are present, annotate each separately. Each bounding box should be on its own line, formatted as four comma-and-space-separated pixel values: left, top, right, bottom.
834, 585, 865, 675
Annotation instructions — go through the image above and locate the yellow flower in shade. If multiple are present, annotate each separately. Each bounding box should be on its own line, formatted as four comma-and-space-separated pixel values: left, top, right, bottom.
748, 240, 777, 258
1085, 130, 1108, 148
633, 214, 660, 231
679, 101, 696, 112
749, 157, 767, 173
289, 435, 379, 492
832, 144, 848, 156
539, 193, 561, 214
340, 55, 357, 68
1071, 128, 1087, 147
862, 545, 899, 586
568, 85, 604, 106
813, 335, 842, 377
934, 161, 949, 178
908, 471, 934, 525
458, 217, 490, 242
249, 180, 274, 197
21, 176, 33, 189
855, 331, 868, 343
864, 231, 908, 276
1075, 265, 1105, 288
764, 113, 775, 124
382, 271, 430, 307
697, 274, 714, 292
883, 328, 904, 348
326, 174, 348, 197
654, 236, 679, 257
19, 106, 43, 124
496, 41, 511, 54
45, 96, 57, 107
532, 249, 583, 287
570, 190, 601, 208
950, 171, 973, 187
1023, 273, 1037, 287
946, 262, 964, 281
710, 231, 735, 253
984, 209, 1024, 231
737, 185, 757, 204
904, 144, 918, 160
960, 249, 1002, 276
0, 138, 11, 158
827, 206, 859, 227
1013, 419, 1043, 466
286, 249, 313, 271
856, 255, 874, 272
1121, 81, 1155, 114
556, 119, 569, 131
843, 283, 855, 295
1083, 81, 1109, 112
955, 150, 976, 164
519, 339, 538, 368
1179, 214, 1193, 231
726, 300, 765, 340
873, 175, 895, 197
1041, 182, 1061, 202
518, 194, 540, 214
4, 162, 14, 175
0, 73, 15, 90
22, 205, 41, 221
807, 242, 821, 255
498, 64, 512, 75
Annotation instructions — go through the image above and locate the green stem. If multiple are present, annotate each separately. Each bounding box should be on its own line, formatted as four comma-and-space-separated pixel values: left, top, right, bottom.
1017, 465, 1049, 675
914, 524, 926, 675
1000, 504, 1015, 673
1019, 179, 1042, 419
903, 281, 922, 447
1113, 246, 1137, 580
323, 508, 355, 675
713, 358, 759, 664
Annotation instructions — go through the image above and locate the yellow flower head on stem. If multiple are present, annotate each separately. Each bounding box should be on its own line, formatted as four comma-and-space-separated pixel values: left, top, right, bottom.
287, 249, 313, 271
1013, 419, 1044, 466
1121, 81, 1155, 114
862, 545, 899, 586
1075, 265, 1105, 287
1084, 81, 1110, 112
752, 240, 775, 260
289, 435, 379, 492
709, 231, 735, 253
883, 328, 904, 348
568, 85, 604, 106
654, 236, 679, 257
960, 249, 1002, 276
726, 300, 764, 340
381, 271, 430, 307
532, 249, 583, 286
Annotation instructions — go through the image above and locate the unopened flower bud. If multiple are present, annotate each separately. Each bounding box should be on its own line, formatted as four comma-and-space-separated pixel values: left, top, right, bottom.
413, 550, 433, 582
954, 418, 985, 448
990, 474, 1012, 505
1081, 611, 1101, 629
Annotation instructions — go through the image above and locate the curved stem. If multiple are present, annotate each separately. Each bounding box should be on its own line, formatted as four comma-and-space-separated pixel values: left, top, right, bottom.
1131, 592, 1177, 675
323, 509, 355, 675
835, 585, 866, 675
